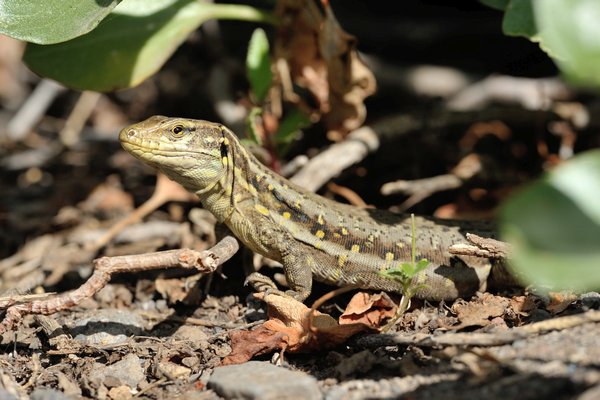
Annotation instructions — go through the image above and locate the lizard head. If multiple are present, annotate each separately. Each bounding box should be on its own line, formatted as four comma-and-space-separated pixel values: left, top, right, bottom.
119, 115, 228, 194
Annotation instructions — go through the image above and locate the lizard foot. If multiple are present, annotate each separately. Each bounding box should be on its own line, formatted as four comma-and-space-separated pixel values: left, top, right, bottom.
245, 272, 299, 299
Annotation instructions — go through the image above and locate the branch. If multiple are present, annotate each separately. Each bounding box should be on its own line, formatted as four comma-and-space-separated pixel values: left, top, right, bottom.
0, 236, 239, 333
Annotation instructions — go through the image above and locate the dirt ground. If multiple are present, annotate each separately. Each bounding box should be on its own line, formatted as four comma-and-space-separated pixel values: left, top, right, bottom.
1, 1, 599, 399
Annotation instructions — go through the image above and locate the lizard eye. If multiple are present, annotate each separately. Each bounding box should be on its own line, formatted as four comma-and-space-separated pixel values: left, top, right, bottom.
171, 125, 185, 137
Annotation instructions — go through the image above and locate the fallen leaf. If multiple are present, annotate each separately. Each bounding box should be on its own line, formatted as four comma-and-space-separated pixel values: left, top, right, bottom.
546, 291, 578, 314
450, 292, 509, 330
339, 292, 396, 329
222, 292, 375, 364
79, 175, 133, 213
509, 295, 538, 316
223, 325, 288, 365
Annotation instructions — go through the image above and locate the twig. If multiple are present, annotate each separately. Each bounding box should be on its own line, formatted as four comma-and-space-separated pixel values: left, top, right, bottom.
291, 125, 379, 191
59, 91, 102, 147
326, 182, 369, 207
380, 154, 484, 210
6, 79, 66, 141
449, 233, 511, 259
446, 75, 572, 112
88, 173, 196, 251
0, 236, 240, 333
355, 310, 600, 348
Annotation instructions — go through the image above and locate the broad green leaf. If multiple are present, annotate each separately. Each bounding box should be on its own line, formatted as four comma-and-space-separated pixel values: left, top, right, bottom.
502, 0, 536, 38
246, 28, 272, 103
24, 0, 273, 92
534, 0, 600, 86
501, 150, 600, 293
0, 0, 121, 44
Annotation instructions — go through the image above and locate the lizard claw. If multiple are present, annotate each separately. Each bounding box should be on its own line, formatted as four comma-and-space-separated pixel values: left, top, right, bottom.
245, 272, 298, 299
245, 272, 278, 292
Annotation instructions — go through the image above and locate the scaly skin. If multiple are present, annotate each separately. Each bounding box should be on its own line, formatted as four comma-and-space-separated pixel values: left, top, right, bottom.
120, 116, 512, 301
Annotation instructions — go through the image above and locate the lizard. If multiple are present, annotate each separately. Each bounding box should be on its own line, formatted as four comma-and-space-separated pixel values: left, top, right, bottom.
119, 116, 515, 302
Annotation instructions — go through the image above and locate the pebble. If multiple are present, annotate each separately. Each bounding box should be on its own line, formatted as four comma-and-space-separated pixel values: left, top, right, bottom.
88, 354, 145, 390
208, 361, 321, 400
70, 309, 145, 346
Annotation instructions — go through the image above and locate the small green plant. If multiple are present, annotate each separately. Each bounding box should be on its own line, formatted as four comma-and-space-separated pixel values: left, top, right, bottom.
379, 213, 430, 331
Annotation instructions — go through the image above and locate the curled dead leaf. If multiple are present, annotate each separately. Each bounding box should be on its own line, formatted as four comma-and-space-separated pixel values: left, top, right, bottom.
546, 291, 578, 314
273, 0, 376, 139
339, 291, 397, 328
222, 291, 379, 364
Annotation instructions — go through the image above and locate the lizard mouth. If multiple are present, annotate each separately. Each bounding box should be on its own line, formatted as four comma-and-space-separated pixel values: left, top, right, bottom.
120, 139, 207, 160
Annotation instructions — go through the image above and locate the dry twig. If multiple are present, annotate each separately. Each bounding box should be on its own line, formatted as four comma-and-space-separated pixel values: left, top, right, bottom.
0, 236, 240, 333
449, 233, 511, 259
291, 125, 379, 191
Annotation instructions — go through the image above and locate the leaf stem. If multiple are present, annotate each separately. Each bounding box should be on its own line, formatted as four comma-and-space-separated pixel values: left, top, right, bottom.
200, 2, 276, 25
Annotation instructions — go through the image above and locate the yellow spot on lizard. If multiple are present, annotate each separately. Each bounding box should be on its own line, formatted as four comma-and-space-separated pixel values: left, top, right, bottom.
282, 211, 291, 219
254, 204, 270, 216
268, 184, 274, 191
338, 254, 347, 267
385, 252, 394, 261
341, 228, 349, 235
351, 244, 360, 253
316, 230, 325, 239
317, 214, 324, 225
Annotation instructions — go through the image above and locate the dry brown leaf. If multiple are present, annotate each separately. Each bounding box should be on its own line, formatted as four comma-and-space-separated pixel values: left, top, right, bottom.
509, 295, 538, 316
339, 292, 397, 328
79, 175, 133, 213
450, 293, 509, 330
154, 277, 203, 305
155, 278, 188, 304
223, 325, 288, 365
273, 0, 376, 139
546, 291, 578, 314
223, 292, 375, 364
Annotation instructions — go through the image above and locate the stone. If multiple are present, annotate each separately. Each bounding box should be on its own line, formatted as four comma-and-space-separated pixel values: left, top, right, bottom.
208, 361, 321, 400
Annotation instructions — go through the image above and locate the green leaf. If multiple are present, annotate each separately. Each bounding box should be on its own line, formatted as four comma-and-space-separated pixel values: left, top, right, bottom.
400, 263, 415, 278
0, 0, 121, 45
275, 109, 310, 145
414, 259, 430, 274
24, 0, 274, 92
533, 0, 600, 86
501, 149, 600, 293
502, 0, 536, 38
380, 269, 409, 281
246, 28, 272, 103
479, 0, 509, 11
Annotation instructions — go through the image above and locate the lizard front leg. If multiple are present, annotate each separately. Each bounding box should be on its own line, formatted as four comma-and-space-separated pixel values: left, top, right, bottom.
245, 224, 313, 301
